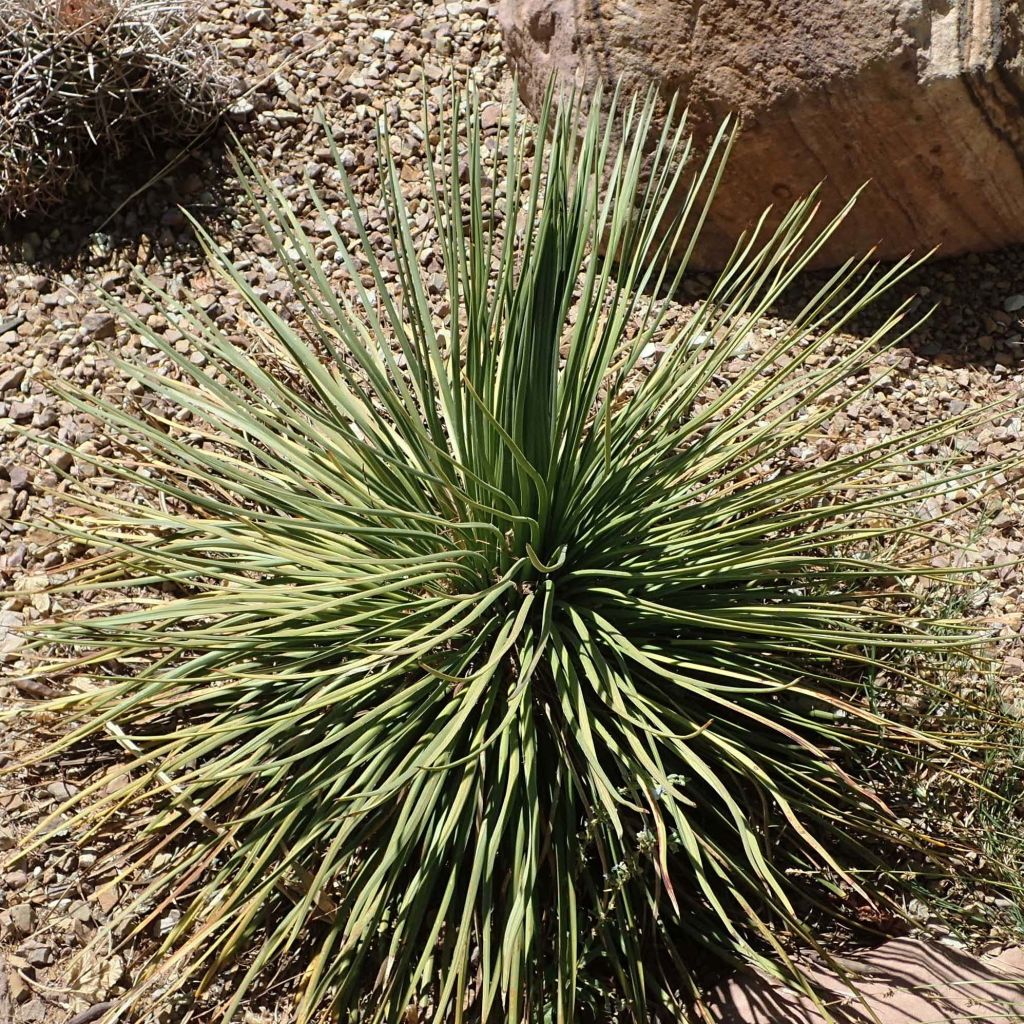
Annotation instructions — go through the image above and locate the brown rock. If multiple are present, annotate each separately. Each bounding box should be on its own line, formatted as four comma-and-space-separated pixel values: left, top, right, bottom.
705, 938, 1024, 1023
9, 968, 30, 1005
498, 0, 1024, 269
17, 998, 46, 1022
93, 882, 119, 917
0, 367, 26, 394
81, 312, 116, 340
6, 401, 34, 424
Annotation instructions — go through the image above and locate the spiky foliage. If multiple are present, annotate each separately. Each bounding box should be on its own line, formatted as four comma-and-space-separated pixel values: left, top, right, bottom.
12, 89, 1015, 1022
0, 0, 226, 220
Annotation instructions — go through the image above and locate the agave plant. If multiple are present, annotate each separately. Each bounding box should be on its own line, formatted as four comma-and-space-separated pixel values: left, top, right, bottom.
11, 88, 1012, 1022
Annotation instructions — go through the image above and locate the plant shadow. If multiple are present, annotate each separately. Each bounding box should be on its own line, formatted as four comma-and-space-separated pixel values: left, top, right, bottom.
676, 237, 1023, 371
0, 123, 240, 274
704, 937, 1024, 1023
764, 244, 1024, 371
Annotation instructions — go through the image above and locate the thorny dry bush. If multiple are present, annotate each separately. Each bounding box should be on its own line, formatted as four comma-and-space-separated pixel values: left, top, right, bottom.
0, 0, 228, 220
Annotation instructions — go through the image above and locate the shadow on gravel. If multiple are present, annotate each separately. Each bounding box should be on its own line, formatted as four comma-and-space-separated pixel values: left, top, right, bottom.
759, 244, 1024, 370
673, 241, 1024, 371
0, 126, 239, 274
706, 937, 1024, 1024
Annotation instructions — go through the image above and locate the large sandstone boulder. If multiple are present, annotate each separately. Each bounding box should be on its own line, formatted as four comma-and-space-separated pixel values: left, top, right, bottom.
498, 0, 1024, 269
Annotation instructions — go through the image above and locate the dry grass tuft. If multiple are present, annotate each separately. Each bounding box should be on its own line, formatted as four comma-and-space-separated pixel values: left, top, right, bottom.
0, 0, 228, 220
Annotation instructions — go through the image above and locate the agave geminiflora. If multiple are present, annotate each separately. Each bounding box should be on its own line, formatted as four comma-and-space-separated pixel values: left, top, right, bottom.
10, 86, 1010, 1022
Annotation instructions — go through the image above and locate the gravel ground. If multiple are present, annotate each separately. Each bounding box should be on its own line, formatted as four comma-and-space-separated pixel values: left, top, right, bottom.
0, 1, 1022, 1021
